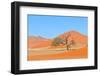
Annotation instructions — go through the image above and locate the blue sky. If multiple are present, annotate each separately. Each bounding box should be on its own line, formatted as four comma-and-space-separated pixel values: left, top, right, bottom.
28, 15, 88, 38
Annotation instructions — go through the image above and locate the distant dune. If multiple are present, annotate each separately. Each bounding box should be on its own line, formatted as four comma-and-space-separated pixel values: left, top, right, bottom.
28, 36, 49, 48
28, 31, 87, 49
29, 40, 52, 48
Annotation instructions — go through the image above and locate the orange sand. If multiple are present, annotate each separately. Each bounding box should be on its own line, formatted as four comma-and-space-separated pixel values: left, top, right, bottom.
30, 40, 52, 48
28, 47, 88, 61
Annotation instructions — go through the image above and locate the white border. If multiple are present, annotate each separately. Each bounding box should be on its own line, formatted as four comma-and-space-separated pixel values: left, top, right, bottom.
20, 6, 95, 70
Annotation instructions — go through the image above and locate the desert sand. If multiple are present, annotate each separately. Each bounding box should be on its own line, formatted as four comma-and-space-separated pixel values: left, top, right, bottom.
28, 47, 87, 60
28, 31, 88, 61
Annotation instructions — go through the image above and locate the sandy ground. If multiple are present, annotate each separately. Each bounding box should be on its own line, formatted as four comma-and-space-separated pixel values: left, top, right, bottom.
28, 47, 88, 61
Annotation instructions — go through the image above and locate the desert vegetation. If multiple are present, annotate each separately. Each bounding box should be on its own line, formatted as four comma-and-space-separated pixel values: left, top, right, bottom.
51, 33, 76, 51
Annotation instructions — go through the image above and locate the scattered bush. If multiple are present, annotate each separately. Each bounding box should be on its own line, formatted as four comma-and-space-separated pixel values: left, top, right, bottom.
52, 37, 64, 46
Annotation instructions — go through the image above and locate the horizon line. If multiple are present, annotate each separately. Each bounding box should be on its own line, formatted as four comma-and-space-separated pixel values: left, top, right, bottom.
28, 30, 87, 39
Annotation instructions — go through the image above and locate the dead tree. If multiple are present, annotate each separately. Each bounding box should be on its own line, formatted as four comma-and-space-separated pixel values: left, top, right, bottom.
64, 33, 71, 50
69, 39, 75, 50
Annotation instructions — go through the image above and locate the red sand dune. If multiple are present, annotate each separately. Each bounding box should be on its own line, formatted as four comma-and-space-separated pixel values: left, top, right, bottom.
28, 36, 50, 48
29, 40, 52, 48
28, 31, 87, 49
28, 31, 88, 61
59, 31, 87, 44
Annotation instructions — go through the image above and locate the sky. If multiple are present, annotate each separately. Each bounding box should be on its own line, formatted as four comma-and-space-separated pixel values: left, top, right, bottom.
28, 15, 88, 38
